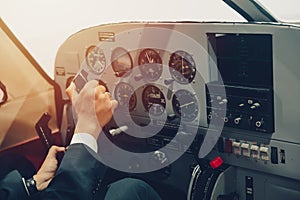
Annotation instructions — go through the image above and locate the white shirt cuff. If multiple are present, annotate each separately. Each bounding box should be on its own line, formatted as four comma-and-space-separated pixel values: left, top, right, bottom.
70, 133, 98, 153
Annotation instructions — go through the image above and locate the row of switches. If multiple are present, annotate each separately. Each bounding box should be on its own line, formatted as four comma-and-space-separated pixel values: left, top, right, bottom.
231, 141, 269, 161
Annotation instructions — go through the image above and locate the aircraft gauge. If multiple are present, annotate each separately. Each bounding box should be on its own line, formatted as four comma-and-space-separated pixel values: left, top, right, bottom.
169, 50, 196, 84
85, 45, 106, 74
142, 85, 166, 116
172, 89, 198, 121
138, 48, 163, 81
114, 82, 137, 112
111, 47, 133, 77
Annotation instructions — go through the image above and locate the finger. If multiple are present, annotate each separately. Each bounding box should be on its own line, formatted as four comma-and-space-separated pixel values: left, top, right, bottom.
95, 84, 107, 94
104, 92, 112, 100
111, 100, 118, 111
48, 146, 66, 157
54, 146, 66, 153
84, 80, 100, 90
44, 179, 52, 186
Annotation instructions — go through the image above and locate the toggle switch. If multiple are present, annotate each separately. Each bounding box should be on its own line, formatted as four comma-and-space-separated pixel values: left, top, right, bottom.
250, 145, 260, 159
250, 102, 261, 110
234, 117, 242, 125
260, 146, 269, 161
255, 118, 264, 128
241, 143, 250, 157
232, 141, 241, 156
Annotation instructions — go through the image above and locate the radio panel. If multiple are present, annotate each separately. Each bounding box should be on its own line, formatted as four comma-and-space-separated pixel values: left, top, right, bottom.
206, 84, 274, 133
207, 33, 274, 133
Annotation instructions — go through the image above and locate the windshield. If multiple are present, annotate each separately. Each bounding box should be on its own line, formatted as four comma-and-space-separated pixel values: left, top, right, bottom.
258, 0, 300, 22
0, 0, 299, 77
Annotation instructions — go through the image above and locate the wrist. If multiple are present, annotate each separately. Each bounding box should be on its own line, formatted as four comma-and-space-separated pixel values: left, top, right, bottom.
75, 118, 101, 140
70, 133, 98, 153
33, 174, 44, 191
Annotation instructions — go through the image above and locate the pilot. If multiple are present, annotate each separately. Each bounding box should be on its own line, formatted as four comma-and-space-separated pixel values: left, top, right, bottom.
0, 80, 161, 200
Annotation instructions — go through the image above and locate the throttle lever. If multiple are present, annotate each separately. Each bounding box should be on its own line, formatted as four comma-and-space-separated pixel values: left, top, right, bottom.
35, 112, 54, 150
35, 112, 64, 163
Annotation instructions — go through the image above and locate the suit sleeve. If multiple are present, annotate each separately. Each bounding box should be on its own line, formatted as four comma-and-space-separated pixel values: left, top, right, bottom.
39, 143, 108, 200
0, 170, 30, 200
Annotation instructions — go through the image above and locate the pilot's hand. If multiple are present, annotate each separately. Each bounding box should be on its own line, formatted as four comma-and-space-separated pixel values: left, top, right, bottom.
66, 80, 118, 139
33, 145, 66, 191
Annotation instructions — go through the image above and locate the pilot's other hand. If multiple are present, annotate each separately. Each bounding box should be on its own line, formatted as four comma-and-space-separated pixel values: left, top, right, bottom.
33, 145, 66, 191
66, 80, 118, 139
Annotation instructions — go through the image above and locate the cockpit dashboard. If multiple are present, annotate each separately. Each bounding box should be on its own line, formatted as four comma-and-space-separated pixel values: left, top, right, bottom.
1, 1, 300, 199
54, 21, 300, 199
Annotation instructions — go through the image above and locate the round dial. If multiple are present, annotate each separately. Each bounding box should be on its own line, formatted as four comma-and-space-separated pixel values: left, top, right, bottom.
138, 48, 163, 81
114, 82, 137, 112
85, 45, 106, 74
172, 89, 198, 121
142, 85, 166, 116
111, 47, 133, 77
169, 50, 196, 84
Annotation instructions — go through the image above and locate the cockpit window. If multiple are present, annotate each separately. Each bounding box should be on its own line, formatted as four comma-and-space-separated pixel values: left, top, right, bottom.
258, 0, 300, 23
0, 0, 299, 78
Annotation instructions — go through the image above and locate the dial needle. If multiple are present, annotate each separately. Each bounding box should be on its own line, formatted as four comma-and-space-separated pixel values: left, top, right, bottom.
180, 101, 194, 108
146, 52, 153, 63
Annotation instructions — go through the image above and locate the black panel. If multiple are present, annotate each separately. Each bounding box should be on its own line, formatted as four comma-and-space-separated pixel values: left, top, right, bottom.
211, 33, 273, 88
207, 33, 274, 133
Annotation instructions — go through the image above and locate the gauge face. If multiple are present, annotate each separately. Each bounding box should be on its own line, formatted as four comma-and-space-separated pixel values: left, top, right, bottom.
142, 85, 166, 116
85, 45, 106, 74
111, 47, 133, 77
114, 82, 137, 112
169, 50, 196, 84
172, 89, 198, 121
138, 48, 163, 81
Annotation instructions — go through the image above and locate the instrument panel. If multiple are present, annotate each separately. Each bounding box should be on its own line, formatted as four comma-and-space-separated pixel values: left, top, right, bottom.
106, 47, 203, 124
74, 31, 208, 130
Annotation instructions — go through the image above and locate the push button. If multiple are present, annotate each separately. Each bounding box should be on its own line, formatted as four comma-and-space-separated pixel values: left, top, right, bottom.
260, 146, 269, 161
250, 145, 260, 159
209, 156, 223, 169
232, 141, 241, 156
241, 143, 250, 157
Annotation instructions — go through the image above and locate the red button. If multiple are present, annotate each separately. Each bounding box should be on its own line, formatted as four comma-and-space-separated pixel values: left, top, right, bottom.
209, 156, 223, 169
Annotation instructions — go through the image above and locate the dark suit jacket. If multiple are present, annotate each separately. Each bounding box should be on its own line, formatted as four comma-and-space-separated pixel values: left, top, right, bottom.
0, 143, 108, 200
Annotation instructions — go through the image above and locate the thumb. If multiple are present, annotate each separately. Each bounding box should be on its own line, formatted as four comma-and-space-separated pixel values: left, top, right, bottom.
47, 146, 65, 159
66, 82, 78, 102
111, 99, 118, 112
